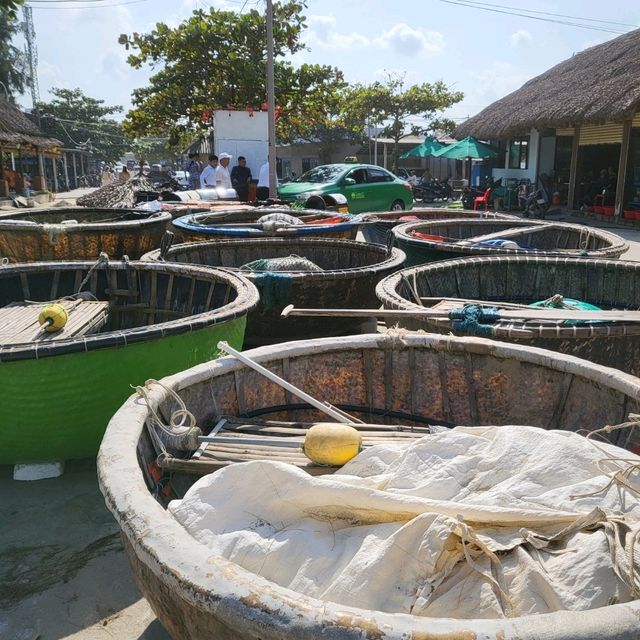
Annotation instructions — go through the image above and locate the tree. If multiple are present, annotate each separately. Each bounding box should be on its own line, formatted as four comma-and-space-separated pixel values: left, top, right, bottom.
36, 88, 128, 162
345, 73, 464, 171
119, 1, 346, 145
0, 0, 24, 21
0, 10, 28, 101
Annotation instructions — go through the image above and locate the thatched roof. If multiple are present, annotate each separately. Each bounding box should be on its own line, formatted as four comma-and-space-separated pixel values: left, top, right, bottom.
455, 28, 640, 139
0, 97, 62, 149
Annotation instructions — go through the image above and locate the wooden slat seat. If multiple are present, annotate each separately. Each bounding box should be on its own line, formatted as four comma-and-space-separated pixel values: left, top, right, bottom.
0, 299, 110, 345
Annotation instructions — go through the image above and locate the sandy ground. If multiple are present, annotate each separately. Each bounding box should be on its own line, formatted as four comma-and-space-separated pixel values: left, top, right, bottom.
2, 206, 640, 640
0, 459, 169, 640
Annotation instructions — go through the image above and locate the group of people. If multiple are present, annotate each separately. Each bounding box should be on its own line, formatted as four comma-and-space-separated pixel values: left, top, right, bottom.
100, 163, 130, 186
186, 152, 272, 201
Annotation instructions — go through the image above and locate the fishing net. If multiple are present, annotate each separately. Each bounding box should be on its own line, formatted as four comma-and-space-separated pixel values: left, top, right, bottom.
257, 213, 303, 226
240, 255, 323, 308
76, 176, 156, 209
240, 255, 323, 273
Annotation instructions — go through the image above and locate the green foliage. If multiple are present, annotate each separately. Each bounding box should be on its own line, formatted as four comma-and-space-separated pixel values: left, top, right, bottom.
0, 0, 24, 21
420, 117, 458, 137
129, 137, 174, 166
344, 73, 464, 170
120, 1, 345, 145
0, 11, 28, 100
36, 88, 128, 162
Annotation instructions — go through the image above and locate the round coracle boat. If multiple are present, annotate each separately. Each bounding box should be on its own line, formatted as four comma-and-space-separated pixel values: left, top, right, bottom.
360, 207, 516, 245
0, 207, 172, 261
99, 333, 640, 640
391, 218, 628, 266
142, 237, 405, 346
0, 258, 258, 464
376, 255, 640, 376
172, 208, 359, 242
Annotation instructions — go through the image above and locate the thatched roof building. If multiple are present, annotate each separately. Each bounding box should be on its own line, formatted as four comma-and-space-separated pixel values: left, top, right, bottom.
456, 28, 640, 139
0, 97, 61, 149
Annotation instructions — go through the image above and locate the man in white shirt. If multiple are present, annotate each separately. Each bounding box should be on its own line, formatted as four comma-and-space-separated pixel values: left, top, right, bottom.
199, 154, 218, 188
215, 152, 233, 189
257, 160, 270, 200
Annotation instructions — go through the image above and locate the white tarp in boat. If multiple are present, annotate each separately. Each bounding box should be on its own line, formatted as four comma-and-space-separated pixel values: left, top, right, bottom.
169, 425, 640, 619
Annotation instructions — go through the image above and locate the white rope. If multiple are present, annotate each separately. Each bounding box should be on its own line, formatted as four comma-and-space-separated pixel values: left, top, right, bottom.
134, 379, 201, 457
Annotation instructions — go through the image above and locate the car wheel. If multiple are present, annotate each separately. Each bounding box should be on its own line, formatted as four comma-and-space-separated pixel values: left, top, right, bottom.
390, 199, 405, 211
305, 195, 326, 210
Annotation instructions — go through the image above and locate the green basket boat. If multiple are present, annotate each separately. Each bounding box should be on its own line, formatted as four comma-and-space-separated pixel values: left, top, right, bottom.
0, 258, 259, 464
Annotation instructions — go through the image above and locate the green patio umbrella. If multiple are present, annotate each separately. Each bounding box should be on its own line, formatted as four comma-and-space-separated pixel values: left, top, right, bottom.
431, 136, 497, 160
432, 136, 498, 188
399, 138, 446, 159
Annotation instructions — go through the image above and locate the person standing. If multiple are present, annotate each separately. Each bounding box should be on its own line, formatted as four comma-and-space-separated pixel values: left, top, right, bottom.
199, 154, 218, 188
186, 153, 202, 190
230, 155, 252, 202
257, 160, 270, 200
119, 166, 130, 182
215, 152, 233, 189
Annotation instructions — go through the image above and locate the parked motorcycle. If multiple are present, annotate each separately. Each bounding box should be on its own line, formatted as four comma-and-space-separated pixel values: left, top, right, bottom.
414, 177, 454, 203
521, 188, 549, 219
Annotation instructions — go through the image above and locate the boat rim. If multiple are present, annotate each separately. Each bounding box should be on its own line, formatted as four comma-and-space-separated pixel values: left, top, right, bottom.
141, 237, 406, 278
98, 332, 640, 639
391, 218, 629, 257
0, 208, 173, 231
0, 259, 259, 362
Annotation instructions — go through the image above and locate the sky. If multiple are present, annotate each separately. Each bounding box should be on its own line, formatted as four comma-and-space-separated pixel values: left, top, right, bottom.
14, 0, 640, 129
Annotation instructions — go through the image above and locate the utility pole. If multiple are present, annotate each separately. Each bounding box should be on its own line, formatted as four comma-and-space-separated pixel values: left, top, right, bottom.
266, 0, 277, 198
23, 6, 40, 109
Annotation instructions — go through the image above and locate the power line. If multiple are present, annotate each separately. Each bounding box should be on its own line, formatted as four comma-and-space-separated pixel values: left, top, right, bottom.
27, 0, 152, 9
455, 1, 638, 28
438, 0, 631, 34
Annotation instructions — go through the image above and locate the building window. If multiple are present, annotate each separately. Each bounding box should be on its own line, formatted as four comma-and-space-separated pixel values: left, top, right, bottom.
508, 138, 529, 169
301, 157, 319, 173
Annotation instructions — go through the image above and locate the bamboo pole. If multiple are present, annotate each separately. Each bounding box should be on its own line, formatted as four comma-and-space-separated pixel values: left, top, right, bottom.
280, 304, 640, 323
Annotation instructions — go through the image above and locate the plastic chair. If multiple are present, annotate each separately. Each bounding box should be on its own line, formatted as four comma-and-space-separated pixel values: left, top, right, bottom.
473, 188, 492, 211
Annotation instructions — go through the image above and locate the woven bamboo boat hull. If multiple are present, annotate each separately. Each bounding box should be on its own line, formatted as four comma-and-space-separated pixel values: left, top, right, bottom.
98, 333, 640, 640
0, 260, 258, 463
376, 255, 640, 376
172, 209, 359, 243
360, 208, 516, 245
0, 208, 172, 261
391, 218, 628, 266
142, 238, 405, 346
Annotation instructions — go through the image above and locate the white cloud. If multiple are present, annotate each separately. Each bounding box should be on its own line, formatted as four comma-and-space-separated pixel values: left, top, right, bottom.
96, 50, 131, 82
510, 29, 532, 47
376, 24, 445, 57
305, 14, 369, 49
460, 62, 530, 112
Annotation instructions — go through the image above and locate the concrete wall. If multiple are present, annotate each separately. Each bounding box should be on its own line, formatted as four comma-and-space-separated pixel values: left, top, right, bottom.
493, 128, 540, 184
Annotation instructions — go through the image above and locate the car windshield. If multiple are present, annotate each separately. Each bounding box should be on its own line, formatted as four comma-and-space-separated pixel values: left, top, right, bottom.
294, 165, 345, 184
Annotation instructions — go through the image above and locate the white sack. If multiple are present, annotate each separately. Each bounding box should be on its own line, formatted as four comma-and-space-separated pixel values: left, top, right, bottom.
169, 425, 640, 618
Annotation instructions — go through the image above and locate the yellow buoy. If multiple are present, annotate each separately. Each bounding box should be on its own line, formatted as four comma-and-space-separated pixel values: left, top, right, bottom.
38, 303, 69, 333
302, 423, 363, 466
